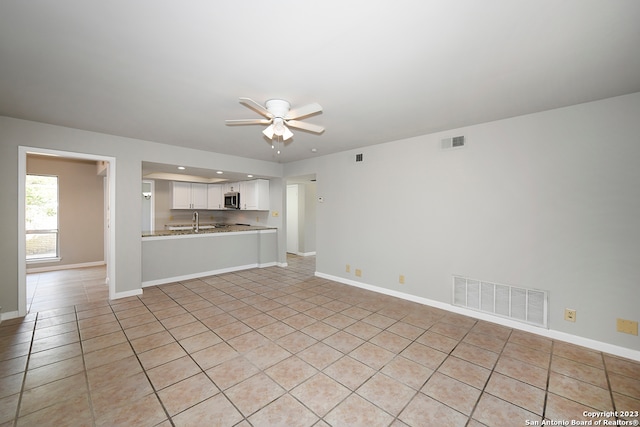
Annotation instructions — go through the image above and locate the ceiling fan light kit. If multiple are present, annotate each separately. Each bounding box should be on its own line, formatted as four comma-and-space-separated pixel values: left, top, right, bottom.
226, 97, 324, 149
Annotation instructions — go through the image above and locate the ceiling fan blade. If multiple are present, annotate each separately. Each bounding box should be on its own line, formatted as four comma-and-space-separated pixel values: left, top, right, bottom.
239, 97, 273, 118
286, 120, 325, 133
225, 119, 272, 125
286, 102, 322, 120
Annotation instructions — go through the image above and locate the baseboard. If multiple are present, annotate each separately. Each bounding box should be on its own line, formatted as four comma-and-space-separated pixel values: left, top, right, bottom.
0, 310, 21, 322
315, 272, 640, 362
112, 289, 143, 300
142, 263, 259, 288
27, 261, 105, 273
293, 251, 316, 257
257, 262, 278, 268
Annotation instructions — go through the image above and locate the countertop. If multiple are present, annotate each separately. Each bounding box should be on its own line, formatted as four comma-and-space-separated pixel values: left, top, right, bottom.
142, 224, 276, 238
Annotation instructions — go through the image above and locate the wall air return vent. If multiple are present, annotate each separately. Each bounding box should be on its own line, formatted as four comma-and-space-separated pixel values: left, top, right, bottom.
355, 153, 363, 162
441, 136, 466, 150
453, 275, 548, 328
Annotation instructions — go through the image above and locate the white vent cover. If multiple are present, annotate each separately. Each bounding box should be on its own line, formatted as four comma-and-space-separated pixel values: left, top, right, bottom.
441, 135, 466, 150
453, 276, 548, 328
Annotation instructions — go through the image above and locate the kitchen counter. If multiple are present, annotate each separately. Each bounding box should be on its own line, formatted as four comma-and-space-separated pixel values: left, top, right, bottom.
141, 226, 278, 287
142, 224, 276, 238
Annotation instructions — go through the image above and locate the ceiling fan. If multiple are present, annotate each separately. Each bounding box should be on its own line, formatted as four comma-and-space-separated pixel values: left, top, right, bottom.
225, 98, 324, 141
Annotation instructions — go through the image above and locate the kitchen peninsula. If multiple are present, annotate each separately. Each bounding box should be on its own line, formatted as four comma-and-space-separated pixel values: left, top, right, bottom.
141, 225, 278, 287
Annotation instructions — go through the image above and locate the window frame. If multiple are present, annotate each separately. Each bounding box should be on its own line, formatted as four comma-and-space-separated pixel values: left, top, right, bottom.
25, 173, 60, 263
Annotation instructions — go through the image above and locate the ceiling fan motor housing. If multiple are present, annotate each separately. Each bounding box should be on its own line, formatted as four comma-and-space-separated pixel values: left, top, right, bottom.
265, 99, 291, 118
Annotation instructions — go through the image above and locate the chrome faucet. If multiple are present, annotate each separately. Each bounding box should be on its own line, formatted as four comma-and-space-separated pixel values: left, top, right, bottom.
192, 211, 199, 233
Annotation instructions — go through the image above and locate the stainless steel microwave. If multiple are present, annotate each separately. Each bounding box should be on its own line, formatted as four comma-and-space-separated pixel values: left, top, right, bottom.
224, 192, 240, 209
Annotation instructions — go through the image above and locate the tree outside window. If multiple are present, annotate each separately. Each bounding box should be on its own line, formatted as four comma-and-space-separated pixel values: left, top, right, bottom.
26, 174, 59, 260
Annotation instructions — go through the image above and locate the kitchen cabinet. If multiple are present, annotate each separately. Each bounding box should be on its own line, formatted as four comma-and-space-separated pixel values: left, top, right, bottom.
171, 182, 208, 209
207, 184, 223, 209
223, 182, 239, 194
240, 179, 270, 210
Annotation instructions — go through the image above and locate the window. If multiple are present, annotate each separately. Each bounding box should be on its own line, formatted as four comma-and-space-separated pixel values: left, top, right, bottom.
26, 174, 59, 261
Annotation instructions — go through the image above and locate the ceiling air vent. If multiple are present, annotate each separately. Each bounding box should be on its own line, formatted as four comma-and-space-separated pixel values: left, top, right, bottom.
441, 136, 466, 150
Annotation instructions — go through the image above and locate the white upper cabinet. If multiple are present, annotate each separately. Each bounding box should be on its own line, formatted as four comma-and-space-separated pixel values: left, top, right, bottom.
191, 183, 208, 209
171, 182, 191, 209
171, 182, 208, 209
172, 179, 269, 210
223, 182, 239, 194
240, 179, 270, 210
207, 184, 223, 209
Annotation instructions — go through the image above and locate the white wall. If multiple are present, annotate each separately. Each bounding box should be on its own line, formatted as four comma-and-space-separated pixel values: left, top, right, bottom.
285, 92, 640, 354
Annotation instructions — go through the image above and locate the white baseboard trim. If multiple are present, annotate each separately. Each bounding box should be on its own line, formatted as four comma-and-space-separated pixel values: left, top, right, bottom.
27, 261, 105, 273
315, 272, 640, 362
257, 262, 278, 268
112, 289, 143, 300
0, 310, 21, 322
293, 251, 316, 257
277, 262, 289, 268
142, 263, 259, 288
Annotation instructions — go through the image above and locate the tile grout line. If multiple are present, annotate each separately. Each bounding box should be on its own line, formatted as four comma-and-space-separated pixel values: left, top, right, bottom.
541, 340, 555, 423
601, 350, 619, 423
74, 305, 98, 427
461, 322, 508, 427
13, 312, 38, 426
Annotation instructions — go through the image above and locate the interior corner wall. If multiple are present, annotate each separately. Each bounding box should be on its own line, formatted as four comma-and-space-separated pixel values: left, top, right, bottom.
285, 92, 640, 354
26, 155, 105, 268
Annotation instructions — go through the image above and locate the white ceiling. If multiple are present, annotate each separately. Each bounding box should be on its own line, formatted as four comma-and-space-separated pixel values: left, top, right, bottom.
1, 1, 639, 163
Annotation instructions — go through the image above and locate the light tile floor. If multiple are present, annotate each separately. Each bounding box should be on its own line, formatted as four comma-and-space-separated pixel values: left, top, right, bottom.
1, 255, 638, 426
26, 265, 109, 313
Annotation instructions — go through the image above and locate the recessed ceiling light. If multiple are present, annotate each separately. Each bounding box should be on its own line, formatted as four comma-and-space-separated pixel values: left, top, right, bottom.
216, 171, 223, 174
247, 174, 253, 178
177, 166, 186, 170
311, 148, 317, 153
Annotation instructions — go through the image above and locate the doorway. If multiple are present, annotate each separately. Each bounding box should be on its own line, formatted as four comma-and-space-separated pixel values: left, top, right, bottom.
18, 146, 117, 316
286, 184, 300, 254
142, 180, 155, 233
285, 175, 317, 257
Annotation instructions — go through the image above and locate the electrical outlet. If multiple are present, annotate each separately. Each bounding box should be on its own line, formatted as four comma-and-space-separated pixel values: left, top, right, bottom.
617, 318, 638, 335
564, 308, 576, 322
355, 269, 362, 277
399, 275, 405, 284
346, 264, 350, 273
